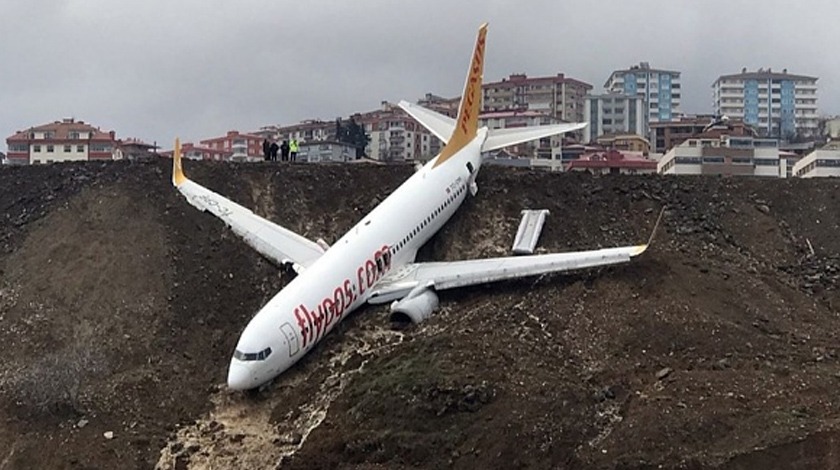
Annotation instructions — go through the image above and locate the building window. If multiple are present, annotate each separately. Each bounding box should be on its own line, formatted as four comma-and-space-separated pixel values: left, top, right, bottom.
64, 145, 71, 152
47, 145, 54, 153
77, 145, 84, 152
34, 145, 42, 152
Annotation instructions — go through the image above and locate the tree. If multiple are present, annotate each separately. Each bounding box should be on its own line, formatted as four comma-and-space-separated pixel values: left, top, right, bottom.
337, 117, 369, 158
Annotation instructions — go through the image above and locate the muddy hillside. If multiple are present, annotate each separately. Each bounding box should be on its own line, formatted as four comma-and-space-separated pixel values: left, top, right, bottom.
1, 159, 839, 469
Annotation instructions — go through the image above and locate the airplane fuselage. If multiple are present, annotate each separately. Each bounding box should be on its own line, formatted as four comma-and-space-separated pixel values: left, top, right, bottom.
226, 129, 487, 390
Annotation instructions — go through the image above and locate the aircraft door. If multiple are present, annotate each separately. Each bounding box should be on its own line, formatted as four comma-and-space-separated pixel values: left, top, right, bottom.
280, 323, 300, 357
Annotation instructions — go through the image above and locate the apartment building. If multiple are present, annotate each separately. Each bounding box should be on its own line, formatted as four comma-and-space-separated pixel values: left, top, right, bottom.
604, 62, 682, 132
482, 73, 592, 123
649, 116, 716, 153
199, 130, 264, 162
297, 141, 358, 163
712, 68, 819, 138
594, 134, 651, 154
582, 92, 645, 142
355, 102, 437, 162
479, 109, 560, 160
5, 118, 118, 164
792, 142, 840, 177
566, 149, 657, 175
258, 120, 338, 143
658, 134, 783, 177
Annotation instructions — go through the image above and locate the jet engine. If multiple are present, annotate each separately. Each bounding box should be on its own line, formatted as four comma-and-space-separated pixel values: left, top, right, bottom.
389, 287, 439, 325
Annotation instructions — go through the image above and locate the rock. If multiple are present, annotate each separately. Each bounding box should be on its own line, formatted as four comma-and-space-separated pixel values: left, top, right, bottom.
714, 358, 731, 370
76, 419, 89, 429
103, 431, 114, 440
656, 367, 673, 380
756, 204, 771, 214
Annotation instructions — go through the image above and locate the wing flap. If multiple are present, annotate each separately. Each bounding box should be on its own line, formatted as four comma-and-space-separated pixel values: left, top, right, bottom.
482, 122, 587, 153
398, 101, 456, 143
172, 140, 325, 269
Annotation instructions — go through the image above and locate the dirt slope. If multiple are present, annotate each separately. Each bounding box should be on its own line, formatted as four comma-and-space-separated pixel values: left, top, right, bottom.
1, 160, 839, 469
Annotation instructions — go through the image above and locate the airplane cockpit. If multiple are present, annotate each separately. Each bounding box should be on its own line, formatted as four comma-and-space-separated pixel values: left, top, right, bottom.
232, 347, 273, 362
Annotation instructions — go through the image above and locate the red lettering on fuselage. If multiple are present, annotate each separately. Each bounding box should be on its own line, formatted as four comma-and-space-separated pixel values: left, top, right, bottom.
294, 247, 392, 348
294, 307, 308, 347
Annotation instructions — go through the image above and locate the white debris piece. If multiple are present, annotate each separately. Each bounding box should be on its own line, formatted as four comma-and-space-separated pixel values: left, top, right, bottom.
512, 209, 550, 255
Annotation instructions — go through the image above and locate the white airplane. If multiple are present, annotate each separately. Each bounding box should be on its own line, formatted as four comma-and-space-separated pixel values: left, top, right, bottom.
171, 23, 653, 391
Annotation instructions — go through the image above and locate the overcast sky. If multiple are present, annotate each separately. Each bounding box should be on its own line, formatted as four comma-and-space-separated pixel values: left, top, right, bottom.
2, 0, 838, 147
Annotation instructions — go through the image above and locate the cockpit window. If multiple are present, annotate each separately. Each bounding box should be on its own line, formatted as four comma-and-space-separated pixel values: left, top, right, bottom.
233, 347, 272, 362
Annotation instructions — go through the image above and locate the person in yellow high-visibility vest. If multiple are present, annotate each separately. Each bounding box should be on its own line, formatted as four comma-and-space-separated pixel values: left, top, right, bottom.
289, 139, 299, 162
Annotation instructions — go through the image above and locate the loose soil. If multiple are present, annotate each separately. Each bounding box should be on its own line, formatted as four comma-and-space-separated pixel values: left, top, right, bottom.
1, 160, 839, 469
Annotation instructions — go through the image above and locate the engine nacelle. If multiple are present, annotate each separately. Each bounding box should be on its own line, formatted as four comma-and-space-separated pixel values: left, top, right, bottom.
389, 288, 439, 325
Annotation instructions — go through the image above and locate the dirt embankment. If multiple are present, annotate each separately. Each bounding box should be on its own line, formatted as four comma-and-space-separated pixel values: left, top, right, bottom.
1, 160, 839, 469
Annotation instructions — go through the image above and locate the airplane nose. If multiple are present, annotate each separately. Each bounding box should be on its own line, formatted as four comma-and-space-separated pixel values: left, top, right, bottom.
227, 361, 252, 391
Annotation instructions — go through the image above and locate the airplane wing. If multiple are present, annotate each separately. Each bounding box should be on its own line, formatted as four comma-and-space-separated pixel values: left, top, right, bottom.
482, 122, 587, 153
369, 208, 663, 304
368, 244, 647, 304
171, 140, 325, 271
398, 100, 456, 143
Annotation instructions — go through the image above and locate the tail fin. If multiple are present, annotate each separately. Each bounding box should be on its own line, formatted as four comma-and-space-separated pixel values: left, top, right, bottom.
172, 138, 187, 186
434, 22, 487, 168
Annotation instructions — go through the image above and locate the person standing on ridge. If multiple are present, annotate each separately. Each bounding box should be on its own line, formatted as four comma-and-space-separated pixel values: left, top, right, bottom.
280, 140, 290, 161
269, 141, 279, 162
262, 139, 271, 161
289, 139, 299, 162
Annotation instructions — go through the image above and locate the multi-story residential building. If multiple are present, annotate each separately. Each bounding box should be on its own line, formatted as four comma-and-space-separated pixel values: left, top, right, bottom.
712, 68, 819, 138
583, 92, 645, 142
417, 93, 460, 118
479, 109, 559, 160
168, 142, 231, 161
604, 62, 681, 132
354, 102, 438, 162
658, 134, 783, 177
199, 130, 264, 162
258, 120, 339, 143
482, 73, 592, 123
5, 118, 118, 165
566, 149, 657, 175
650, 116, 715, 153
649, 116, 757, 153
114, 139, 157, 161
298, 140, 358, 163
792, 142, 840, 177
594, 134, 651, 154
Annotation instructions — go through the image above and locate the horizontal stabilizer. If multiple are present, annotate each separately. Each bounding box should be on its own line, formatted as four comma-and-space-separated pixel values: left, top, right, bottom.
482, 122, 587, 153
398, 101, 456, 143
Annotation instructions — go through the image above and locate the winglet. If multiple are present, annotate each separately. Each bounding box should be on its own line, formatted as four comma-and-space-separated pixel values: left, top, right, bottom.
630, 207, 666, 257
434, 22, 487, 168
172, 138, 187, 187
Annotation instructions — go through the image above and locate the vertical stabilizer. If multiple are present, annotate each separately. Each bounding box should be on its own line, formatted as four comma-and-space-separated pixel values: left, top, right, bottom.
434, 23, 487, 168
172, 138, 187, 186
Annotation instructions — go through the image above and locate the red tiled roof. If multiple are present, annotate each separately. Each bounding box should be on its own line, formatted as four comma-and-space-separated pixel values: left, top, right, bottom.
7, 118, 115, 142
567, 150, 657, 170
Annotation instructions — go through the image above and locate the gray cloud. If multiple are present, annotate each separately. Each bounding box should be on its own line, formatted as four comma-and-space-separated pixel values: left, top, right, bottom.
2, 0, 838, 147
